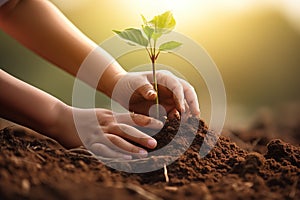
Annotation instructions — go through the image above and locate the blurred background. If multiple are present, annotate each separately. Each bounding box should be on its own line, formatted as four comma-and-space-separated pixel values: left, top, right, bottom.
1, 0, 299, 128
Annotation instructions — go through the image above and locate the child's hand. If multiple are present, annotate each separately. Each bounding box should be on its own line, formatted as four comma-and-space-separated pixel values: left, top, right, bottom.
57, 106, 163, 159
112, 70, 200, 119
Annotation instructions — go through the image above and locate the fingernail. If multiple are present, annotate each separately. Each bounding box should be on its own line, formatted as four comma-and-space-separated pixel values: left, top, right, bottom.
174, 112, 180, 120
153, 119, 164, 128
157, 121, 164, 127
139, 149, 148, 156
147, 139, 157, 148
146, 90, 156, 97
123, 155, 132, 160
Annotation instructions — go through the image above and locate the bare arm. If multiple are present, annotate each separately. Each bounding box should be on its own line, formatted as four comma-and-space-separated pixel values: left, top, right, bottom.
0, 69, 160, 156
0, 0, 125, 96
0, 69, 81, 146
0, 0, 200, 116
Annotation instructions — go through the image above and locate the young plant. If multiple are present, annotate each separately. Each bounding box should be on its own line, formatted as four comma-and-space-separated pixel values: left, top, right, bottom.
113, 11, 182, 117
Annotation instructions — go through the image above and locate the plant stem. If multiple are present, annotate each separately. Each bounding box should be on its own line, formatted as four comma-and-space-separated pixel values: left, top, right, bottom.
151, 59, 159, 119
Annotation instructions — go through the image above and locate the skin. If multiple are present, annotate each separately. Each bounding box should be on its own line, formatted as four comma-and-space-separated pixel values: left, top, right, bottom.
0, 69, 162, 159
0, 0, 200, 159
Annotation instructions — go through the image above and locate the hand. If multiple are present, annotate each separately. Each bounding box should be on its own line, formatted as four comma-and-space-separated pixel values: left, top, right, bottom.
55, 106, 163, 159
112, 70, 200, 119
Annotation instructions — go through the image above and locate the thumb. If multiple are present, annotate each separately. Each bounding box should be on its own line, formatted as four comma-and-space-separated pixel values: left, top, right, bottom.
137, 84, 157, 100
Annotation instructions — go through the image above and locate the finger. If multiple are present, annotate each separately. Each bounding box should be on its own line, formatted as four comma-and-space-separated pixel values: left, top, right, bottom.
180, 79, 200, 116
115, 113, 163, 129
136, 84, 157, 101
96, 109, 114, 126
184, 99, 190, 116
172, 90, 184, 113
157, 73, 185, 113
181, 100, 191, 122
106, 134, 148, 158
171, 82, 185, 113
167, 108, 180, 120
107, 123, 157, 149
89, 143, 132, 160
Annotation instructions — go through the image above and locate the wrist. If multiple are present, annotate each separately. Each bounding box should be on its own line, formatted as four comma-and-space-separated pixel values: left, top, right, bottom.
48, 103, 82, 148
98, 62, 126, 97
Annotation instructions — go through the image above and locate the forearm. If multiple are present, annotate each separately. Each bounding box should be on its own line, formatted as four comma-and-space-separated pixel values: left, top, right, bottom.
0, 0, 126, 96
0, 69, 81, 146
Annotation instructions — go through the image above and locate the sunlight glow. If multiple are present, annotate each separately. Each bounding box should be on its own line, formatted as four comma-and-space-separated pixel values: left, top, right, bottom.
51, 0, 300, 37
135, 0, 200, 24
134, 0, 300, 33
134, 0, 258, 32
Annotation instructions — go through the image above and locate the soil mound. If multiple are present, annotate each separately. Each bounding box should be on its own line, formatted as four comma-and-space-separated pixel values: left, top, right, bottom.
0, 118, 299, 200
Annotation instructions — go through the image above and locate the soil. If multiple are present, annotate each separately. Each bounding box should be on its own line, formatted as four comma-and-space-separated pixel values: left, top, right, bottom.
0, 115, 299, 200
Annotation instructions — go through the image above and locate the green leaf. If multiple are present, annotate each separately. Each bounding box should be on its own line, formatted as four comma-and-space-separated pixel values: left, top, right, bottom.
141, 14, 148, 24
142, 25, 154, 39
126, 42, 137, 46
113, 30, 121, 34
159, 41, 182, 51
149, 11, 176, 34
113, 28, 148, 47
152, 32, 162, 40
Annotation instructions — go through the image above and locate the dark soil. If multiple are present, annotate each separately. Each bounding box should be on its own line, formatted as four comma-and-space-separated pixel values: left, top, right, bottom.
0, 116, 299, 200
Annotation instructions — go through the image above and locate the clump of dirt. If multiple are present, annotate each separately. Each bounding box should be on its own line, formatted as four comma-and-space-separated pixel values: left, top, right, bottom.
0, 117, 299, 200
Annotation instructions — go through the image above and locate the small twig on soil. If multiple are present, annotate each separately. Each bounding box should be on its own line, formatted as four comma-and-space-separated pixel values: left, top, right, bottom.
26, 145, 46, 163
100, 155, 174, 164
67, 147, 93, 156
126, 183, 163, 200
164, 164, 169, 183
164, 186, 178, 192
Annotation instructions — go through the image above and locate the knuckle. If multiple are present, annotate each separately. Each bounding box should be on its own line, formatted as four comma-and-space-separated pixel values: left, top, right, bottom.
136, 137, 148, 146
180, 78, 189, 85
99, 119, 111, 126
107, 135, 120, 146
132, 114, 149, 126
180, 79, 195, 91
188, 99, 195, 104
188, 85, 196, 93
133, 76, 147, 88
107, 123, 119, 132
118, 123, 131, 134
172, 83, 183, 93
97, 113, 114, 126
157, 70, 172, 80
129, 146, 139, 153
104, 109, 113, 115
159, 69, 173, 75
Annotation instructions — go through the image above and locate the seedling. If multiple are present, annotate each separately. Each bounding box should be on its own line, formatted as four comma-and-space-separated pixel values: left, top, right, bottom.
113, 11, 182, 118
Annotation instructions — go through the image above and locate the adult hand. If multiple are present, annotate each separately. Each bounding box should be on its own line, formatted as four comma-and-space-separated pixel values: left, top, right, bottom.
112, 70, 200, 119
